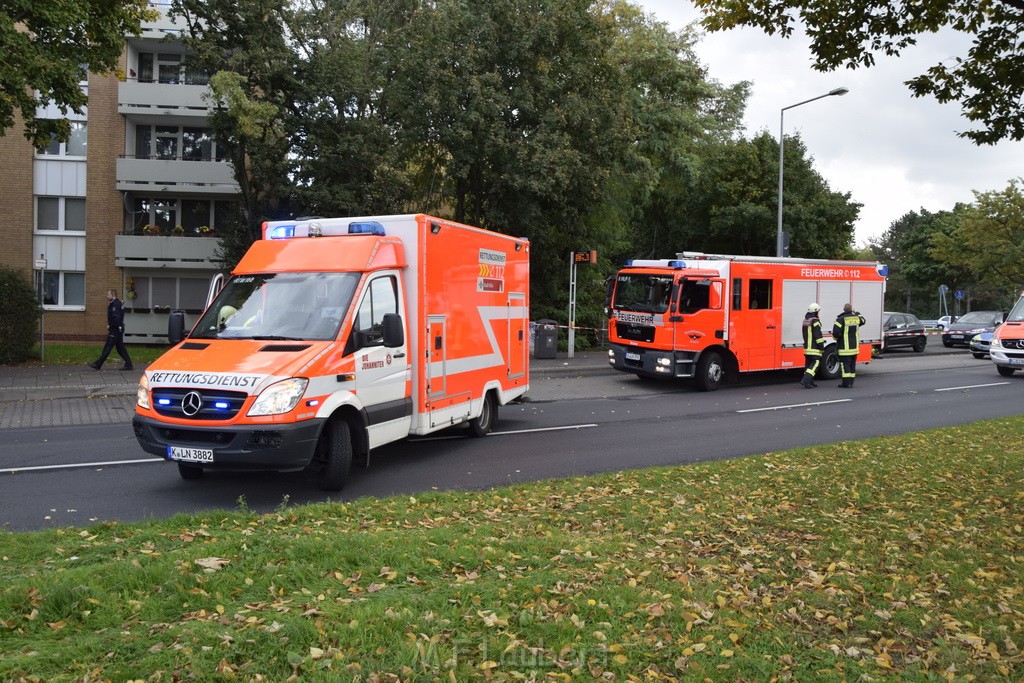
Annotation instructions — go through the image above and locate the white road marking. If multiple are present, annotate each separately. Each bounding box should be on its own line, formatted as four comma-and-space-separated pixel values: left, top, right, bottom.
414, 423, 599, 441
738, 399, 852, 414
934, 382, 1010, 392
1, 458, 162, 474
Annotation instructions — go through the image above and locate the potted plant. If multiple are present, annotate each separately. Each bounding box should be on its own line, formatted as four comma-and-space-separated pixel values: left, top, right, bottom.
198, 225, 214, 237
142, 224, 160, 235
172, 225, 185, 236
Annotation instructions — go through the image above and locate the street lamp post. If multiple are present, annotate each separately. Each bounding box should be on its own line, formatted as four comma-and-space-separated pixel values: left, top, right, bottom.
776, 87, 849, 257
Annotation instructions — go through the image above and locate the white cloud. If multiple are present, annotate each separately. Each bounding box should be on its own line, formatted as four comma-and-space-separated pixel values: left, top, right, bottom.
636, 0, 1024, 246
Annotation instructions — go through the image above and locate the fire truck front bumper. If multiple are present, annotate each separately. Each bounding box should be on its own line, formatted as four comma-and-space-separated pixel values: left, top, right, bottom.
608, 345, 695, 378
132, 414, 326, 471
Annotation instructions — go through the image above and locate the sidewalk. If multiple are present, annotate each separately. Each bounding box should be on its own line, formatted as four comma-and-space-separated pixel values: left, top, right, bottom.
0, 351, 612, 404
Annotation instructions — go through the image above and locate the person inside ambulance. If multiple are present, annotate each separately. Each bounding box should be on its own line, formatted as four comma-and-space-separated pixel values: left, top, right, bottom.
833, 302, 866, 388
800, 303, 825, 388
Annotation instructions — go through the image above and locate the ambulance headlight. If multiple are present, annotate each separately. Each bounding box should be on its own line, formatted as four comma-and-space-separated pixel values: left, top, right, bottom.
991, 338, 1002, 348
136, 374, 150, 410
248, 378, 308, 416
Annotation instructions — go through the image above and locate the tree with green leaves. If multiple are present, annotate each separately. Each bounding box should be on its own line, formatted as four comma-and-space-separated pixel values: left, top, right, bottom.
930, 179, 1024, 308
0, 265, 41, 364
646, 131, 860, 259
0, 0, 154, 147
870, 208, 968, 315
692, 0, 1024, 145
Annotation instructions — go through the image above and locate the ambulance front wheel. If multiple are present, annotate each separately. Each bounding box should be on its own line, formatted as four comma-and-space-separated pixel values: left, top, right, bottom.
315, 418, 352, 491
468, 392, 497, 437
818, 347, 841, 380
694, 351, 724, 392
178, 462, 204, 480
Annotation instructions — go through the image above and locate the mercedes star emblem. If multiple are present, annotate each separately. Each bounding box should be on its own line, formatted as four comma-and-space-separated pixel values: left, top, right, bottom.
181, 391, 203, 416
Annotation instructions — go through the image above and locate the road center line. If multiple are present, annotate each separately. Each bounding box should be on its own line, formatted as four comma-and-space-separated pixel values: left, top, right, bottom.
1, 458, 162, 474
491, 423, 599, 436
415, 423, 600, 441
738, 399, 852, 414
934, 382, 1010, 392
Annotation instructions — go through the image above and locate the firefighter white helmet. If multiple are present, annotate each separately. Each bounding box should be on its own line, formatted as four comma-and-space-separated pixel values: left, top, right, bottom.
807, 303, 821, 313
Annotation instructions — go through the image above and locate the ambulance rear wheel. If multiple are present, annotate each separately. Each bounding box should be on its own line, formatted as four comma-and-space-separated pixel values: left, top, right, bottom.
694, 352, 724, 392
177, 462, 204, 480
316, 418, 352, 491
468, 392, 497, 437
818, 347, 841, 380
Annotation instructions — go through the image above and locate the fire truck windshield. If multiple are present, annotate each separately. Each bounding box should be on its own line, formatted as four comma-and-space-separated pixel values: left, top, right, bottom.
191, 272, 360, 341
613, 274, 673, 314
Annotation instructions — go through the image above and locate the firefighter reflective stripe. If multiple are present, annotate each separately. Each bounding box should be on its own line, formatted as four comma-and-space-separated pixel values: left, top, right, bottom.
802, 318, 823, 356
833, 313, 865, 356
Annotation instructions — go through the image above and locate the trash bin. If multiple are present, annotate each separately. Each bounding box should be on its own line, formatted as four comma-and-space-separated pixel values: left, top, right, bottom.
534, 320, 558, 359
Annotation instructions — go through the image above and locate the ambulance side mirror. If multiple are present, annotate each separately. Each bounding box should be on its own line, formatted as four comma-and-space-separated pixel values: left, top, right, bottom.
168, 310, 185, 345
382, 313, 405, 348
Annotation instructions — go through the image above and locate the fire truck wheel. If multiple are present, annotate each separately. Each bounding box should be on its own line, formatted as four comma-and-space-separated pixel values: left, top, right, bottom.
316, 418, 352, 491
468, 392, 497, 437
694, 351, 724, 392
818, 347, 841, 380
177, 462, 204, 480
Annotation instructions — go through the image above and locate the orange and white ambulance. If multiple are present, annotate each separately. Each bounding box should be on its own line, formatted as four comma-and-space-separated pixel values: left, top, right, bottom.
132, 214, 529, 490
989, 290, 1024, 376
606, 252, 887, 390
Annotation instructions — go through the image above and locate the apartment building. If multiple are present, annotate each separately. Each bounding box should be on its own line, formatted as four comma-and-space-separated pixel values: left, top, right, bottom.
0, 2, 239, 344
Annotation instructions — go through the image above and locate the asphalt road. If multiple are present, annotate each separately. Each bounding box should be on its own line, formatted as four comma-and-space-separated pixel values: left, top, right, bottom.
2, 347, 1019, 531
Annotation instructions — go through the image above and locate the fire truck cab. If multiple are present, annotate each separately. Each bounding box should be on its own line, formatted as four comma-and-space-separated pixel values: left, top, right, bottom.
606, 253, 887, 390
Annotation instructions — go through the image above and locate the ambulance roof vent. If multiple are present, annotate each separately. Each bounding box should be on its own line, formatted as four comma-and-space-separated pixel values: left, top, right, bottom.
348, 221, 386, 236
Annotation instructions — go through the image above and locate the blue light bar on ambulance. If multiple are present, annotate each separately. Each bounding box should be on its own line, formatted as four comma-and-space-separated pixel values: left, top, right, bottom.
667, 260, 685, 269
269, 225, 295, 239
348, 221, 386, 236
625, 259, 634, 266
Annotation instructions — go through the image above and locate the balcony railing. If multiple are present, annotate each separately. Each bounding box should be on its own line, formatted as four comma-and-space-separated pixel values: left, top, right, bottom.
116, 156, 239, 194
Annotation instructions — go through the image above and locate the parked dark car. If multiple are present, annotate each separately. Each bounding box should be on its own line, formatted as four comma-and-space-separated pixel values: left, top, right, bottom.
941, 310, 1006, 348
970, 329, 995, 358
880, 312, 928, 352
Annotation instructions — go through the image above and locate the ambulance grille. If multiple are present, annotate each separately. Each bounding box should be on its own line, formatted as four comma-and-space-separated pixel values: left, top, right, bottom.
615, 321, 655, 343
151, 388, 248, 420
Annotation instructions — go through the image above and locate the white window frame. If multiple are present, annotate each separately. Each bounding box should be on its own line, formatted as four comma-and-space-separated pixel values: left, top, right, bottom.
41, 271, 86, 311
36, 122, 87, 158
35, 196, 86, 233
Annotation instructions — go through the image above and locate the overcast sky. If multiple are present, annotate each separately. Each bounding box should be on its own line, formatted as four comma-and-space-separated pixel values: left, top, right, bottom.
636, 1, 1024, 247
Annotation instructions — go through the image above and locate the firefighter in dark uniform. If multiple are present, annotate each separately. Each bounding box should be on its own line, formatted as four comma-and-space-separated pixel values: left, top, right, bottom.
89, 288, 134, 371
801, 303, 825, 388
833, 302, 865, 388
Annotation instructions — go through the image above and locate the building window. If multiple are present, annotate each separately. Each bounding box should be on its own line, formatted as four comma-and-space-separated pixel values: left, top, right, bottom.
135, 52, 209, 85
127, 276, 209, 313
37, 122, 87, 157
36, 197, 86, 232
130, 197, 238, 235
134, 124, 222, 161
42, 271, 85, 309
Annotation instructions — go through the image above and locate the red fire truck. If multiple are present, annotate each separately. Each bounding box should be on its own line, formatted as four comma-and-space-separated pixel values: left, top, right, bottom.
606, 252, 887, 390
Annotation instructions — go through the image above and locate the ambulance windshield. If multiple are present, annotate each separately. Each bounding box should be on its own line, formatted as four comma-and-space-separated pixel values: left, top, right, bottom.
612, 274, 673, 314
192, 272, 360, 341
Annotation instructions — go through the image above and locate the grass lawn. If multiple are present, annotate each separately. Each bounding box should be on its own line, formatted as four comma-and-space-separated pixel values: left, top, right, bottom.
23, 343, 168, 367
1, 418, 1022, 681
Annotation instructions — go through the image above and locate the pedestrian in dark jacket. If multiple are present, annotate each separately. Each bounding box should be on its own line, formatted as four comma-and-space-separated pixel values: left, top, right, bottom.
89, 289, 133, 371
801, 303, 825, 388
833, 303, 865, 388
